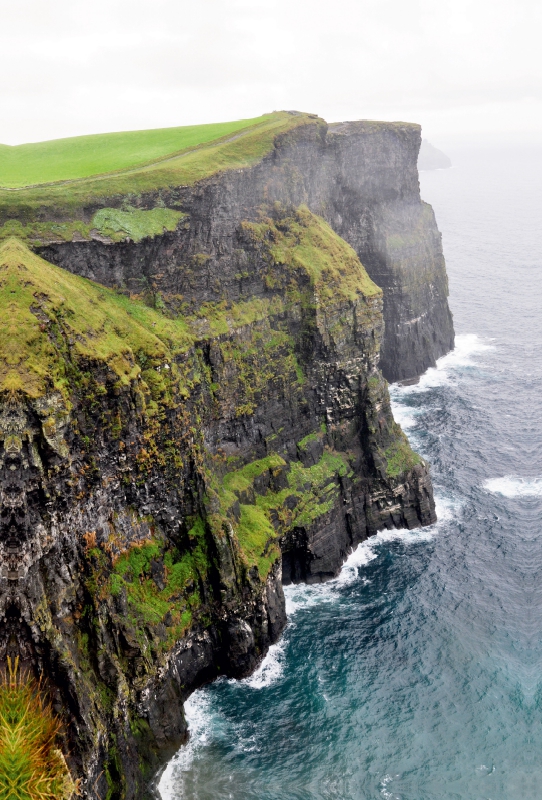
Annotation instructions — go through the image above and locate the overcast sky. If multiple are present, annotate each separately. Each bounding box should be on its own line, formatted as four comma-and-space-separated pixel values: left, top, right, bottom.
1, 0, 540, 145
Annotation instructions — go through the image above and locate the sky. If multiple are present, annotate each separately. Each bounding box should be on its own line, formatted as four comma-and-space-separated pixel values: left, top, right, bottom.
0, 0, 540, 146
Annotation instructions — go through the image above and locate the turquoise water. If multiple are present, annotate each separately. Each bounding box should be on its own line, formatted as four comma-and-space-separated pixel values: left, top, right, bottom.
160, 146, 542, 800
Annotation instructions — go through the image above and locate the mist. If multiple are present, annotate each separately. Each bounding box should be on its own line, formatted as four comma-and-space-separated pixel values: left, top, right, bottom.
1, 0, 540, 146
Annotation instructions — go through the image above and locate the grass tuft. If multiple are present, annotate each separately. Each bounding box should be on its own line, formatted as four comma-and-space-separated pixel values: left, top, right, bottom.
384, 429, 422, 477
0, 658, 76, 800
92, 206, 185, 242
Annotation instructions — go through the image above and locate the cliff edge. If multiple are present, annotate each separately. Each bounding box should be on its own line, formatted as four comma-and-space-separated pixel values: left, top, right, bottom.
0, 111, 451, 798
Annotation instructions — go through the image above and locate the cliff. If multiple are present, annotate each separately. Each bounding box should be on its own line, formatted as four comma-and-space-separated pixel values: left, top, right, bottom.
0, 112, 450, 798
1, 113, 454, 383
418, 139, 452, 171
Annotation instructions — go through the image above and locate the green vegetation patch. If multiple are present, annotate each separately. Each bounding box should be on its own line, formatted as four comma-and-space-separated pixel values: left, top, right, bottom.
217, 449, 352, 579
92, 206, 185, 242
297, 431, 321, 451
236, 504, 280, 579
188, 295, 285, 338
216, 326, 303, 418
244, 205, 381, 306
0, 116, 271, 188
0, 662, 76, 800
384, 428, 422, 477
0, 237, 194, 398
0, 218, 94, 246
223, 454, 287, 495
99, 520, 209, 651
284, 451, 350, 527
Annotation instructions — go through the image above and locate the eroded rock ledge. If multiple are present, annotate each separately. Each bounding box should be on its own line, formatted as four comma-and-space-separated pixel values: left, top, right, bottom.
0, 113, 449, 799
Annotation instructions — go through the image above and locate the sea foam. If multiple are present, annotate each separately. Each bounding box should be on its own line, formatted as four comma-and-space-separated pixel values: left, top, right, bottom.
158, 691, 215, 796
239, 639, 287, 689
284, 509, 445, 616
483, 476, 542, 498
394, 333, 493, 394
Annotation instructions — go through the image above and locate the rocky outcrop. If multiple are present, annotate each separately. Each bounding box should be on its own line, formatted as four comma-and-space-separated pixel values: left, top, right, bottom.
0, 112, 450, 799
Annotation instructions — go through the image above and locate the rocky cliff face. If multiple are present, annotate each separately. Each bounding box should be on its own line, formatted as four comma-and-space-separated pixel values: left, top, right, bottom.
37, 118, 454, 383
0, 113, 450, 798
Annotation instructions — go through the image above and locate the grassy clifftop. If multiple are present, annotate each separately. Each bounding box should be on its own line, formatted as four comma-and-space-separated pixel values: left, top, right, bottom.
0, 115, 270, 188
0, 112, 323, 235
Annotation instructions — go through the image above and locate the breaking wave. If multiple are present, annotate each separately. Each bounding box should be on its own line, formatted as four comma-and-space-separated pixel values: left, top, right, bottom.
484, 476, 542, 498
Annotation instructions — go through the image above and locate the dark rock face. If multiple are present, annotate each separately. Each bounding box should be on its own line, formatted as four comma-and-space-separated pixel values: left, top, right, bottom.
0, 383, 289, 798
0, 118, 451, 798
282, 463, 435, 584
320, 124, 455, 381
39, 120, 454, 384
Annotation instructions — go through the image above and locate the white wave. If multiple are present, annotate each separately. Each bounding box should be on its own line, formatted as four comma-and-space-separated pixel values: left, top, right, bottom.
284, 579, 345, 615
433, 493, 461, 522
239, 639, 286, 689
284, 510, 447, 616
283, 537, 381, 614
334, 536, 383, 586
158, 691, 214, 797
439, 331, 493, 365
393, 333, 494, 393
372, 527, 435, 547
483, 476, 542, 498
389, 400, 418, 431
159, 497, 451, 796
380, 774, 395, 799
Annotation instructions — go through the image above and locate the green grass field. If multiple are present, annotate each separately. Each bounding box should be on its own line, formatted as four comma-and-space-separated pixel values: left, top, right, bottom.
0, 115, 270, 188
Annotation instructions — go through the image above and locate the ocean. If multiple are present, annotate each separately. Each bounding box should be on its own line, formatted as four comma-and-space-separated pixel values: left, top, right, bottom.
159, 144, 542, 800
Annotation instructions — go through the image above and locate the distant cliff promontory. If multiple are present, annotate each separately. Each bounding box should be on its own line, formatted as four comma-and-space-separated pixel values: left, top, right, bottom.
418, 138, 452, 170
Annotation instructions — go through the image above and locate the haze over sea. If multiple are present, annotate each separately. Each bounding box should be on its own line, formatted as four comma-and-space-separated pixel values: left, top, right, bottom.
160, 144, 542, 800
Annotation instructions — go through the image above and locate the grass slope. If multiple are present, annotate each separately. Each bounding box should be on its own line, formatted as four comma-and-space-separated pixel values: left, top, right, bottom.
0, 113, 323, 235
244, 205, 382, 303
0, 201, 378, 399
0, 237, 192, 398
0, 116, 270, 188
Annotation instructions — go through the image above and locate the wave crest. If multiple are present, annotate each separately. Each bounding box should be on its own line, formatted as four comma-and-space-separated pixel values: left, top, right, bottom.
484, 476, 542, 498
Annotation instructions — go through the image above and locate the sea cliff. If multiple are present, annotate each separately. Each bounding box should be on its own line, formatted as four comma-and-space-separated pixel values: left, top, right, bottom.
0, 112, 452, 798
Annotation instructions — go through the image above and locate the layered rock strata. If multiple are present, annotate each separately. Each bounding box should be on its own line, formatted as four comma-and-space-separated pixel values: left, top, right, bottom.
0, 112, 449, 798
34, 117, 454, 383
